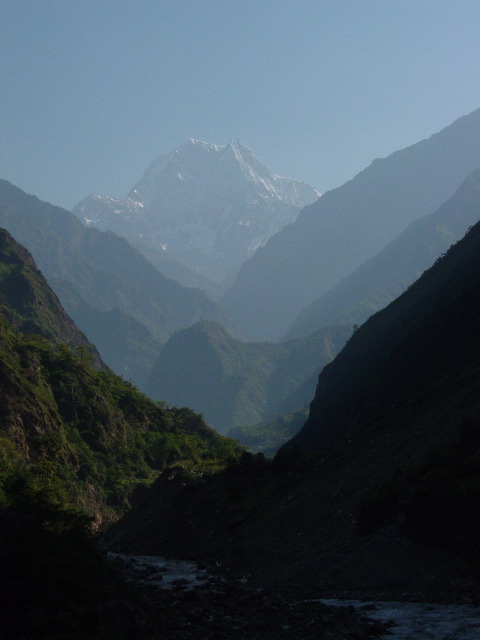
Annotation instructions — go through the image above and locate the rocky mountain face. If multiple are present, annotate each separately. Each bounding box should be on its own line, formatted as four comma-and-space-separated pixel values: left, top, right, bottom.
111, 206, 480, 600
222, 108, 480, 340
73, 138, 319, 285
284, 169, 480, 340
0, 179, 232, 389
146, 320, 351, 434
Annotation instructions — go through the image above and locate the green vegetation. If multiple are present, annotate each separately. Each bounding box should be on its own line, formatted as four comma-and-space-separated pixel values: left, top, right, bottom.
0, 226, 241, 524
0, 318, 241, 523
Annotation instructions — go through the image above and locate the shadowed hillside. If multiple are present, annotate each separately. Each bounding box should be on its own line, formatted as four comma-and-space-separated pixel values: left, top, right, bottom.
110, 211, 480, 600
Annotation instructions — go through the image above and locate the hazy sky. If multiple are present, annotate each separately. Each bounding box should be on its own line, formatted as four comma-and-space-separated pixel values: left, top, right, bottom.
2, 0, 480, 210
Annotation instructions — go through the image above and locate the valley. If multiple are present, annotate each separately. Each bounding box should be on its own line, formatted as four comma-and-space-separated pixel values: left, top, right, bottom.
2, 107, 480, 639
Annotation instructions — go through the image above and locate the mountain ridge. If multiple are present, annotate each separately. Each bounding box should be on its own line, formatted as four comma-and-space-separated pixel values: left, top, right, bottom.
284, 168, 480, 340
222, 108, 480, 340
289, 203, 480, 454
0, 227, 103, 365
0, 178, 232, 390
146, 319, 351, 434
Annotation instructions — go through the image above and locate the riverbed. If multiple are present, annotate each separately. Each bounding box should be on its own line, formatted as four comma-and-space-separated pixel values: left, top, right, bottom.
110, 553, 480, 638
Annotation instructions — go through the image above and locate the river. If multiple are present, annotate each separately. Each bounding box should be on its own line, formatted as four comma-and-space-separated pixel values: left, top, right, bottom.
321, 599, 480, 639
110, 553, 480, 638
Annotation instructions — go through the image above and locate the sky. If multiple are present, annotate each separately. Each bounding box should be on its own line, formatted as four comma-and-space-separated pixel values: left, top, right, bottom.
2, 0, 480, 211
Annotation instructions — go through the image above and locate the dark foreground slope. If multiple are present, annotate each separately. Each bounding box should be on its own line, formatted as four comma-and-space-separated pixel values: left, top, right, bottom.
146, 320, 350, 434
223, 108, 480, 340
0, 179, 232, 388
290, 202, 480, 454
110, 213, 480, 600
285, 168, 480, 340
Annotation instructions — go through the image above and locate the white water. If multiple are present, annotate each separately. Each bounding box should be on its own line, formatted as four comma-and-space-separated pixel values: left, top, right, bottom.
109, 553, 210, 590
322, 599, 480, 639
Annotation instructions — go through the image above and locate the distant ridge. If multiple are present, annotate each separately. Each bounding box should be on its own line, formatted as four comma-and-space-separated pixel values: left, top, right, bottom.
222, 108, 480, 340
146, 319, 350, 434
284, 169, 480, 340
291, 191, 480, 454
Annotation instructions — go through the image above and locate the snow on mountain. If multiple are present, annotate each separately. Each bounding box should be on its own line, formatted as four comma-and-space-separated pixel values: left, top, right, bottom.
73, 138, 320, 283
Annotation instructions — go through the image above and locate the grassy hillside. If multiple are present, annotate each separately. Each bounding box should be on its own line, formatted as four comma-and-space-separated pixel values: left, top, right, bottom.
0, 320, 240, 525
0, 227, 241, 520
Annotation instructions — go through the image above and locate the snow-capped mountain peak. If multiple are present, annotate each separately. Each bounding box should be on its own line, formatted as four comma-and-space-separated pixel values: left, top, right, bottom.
73, 139, 320, 283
